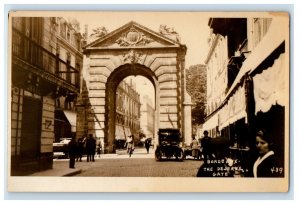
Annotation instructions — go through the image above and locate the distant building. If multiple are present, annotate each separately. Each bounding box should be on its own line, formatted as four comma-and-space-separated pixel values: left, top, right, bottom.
11, 17, 82, 175
115, 79, 141, 149
140, 95, 155, 140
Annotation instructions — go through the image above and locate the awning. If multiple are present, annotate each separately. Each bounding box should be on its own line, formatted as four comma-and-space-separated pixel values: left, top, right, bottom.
63, 110, 77, 132
203, 112, 219, 131
220, 85, 247, 129
253, 53, 287, 114
204, 85, 247, 131
115, 125, 125, 140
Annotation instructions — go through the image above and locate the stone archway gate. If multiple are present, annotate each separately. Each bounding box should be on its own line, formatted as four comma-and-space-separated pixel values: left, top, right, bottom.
78, 21, 192, 153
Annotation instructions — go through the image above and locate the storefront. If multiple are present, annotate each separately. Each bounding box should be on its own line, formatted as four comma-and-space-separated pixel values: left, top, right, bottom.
202, 17, 288, 177
54, 110, 77, 142
115, 125, 126, 149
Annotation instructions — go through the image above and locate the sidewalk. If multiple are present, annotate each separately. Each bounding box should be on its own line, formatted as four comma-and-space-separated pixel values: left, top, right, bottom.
30, 147, 154, 177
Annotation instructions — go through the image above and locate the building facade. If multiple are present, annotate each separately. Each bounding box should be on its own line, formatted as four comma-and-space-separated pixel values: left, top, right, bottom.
54, 17, 83, 142
203, 16, 288, 175
140, 95, 155, 140
11, 17, 82, 175
115, 79, 141, 149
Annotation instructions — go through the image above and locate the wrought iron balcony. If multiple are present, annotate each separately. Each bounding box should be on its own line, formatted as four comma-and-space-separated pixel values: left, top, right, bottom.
12, 27, 80, 93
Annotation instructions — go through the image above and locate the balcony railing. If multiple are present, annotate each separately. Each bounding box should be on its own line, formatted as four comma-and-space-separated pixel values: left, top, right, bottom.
12, 27, 80, 89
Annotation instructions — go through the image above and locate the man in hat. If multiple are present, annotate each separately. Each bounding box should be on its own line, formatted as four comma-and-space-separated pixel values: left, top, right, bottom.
86, 134, 96, 162
201, 130, 212, 163
68, 137, 77, 168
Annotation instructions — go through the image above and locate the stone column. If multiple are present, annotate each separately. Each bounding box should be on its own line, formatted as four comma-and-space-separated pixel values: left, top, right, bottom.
177, 45, 190, 144
183, 93, 193, 145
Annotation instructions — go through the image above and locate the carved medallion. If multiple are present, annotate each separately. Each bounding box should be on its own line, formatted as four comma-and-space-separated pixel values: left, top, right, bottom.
116, 27, 153, 46
126, 30, 139, 43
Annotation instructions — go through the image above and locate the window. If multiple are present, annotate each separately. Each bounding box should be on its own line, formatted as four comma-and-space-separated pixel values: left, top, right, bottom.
253, 18, 272, 48
253, 18, 262, 48
20, 18, 43, 65
67, 28, 70, 41
66, 52, 71, 83
75, 62, 80, 87
60, 22, 67, 39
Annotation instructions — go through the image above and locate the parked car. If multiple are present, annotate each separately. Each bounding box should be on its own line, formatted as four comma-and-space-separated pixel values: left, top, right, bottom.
155, 128, 184, 161
53, 138, 72, 159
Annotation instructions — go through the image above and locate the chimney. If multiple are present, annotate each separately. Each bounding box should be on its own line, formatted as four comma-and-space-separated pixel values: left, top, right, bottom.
84, 24, 88, 40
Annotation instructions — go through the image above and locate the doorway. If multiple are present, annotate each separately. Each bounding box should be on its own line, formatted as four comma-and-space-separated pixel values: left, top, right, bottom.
20, 96, 42, 161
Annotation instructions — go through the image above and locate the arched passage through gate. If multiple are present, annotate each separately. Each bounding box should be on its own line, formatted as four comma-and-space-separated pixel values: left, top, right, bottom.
105, 63, 159, 152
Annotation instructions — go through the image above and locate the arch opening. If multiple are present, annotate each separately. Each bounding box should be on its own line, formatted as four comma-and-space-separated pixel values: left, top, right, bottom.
105, 63, 159, 153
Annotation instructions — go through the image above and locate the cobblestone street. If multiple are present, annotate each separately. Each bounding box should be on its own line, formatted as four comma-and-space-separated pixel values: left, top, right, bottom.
73, 158, 202, 177
51, 148, 203, 177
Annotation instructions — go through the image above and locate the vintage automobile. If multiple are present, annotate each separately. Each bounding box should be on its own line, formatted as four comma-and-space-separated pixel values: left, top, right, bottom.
53, 138, 72, 159
155, 128, 184, 161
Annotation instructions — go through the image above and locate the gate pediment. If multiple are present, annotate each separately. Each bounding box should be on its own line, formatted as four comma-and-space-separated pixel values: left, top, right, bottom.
85, 21, 181, 49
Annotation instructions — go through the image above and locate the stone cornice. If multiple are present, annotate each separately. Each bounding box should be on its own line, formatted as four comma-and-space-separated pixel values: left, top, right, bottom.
85, 45, 180, 51
56, 35, 83, 58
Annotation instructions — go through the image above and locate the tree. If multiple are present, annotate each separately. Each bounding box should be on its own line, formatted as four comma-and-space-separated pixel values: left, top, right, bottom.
186, 64, 207, 126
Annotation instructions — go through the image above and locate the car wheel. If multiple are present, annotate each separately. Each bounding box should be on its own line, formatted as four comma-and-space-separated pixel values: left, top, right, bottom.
182, 151, 186, 160
176, 149, 184, 161
155, 149, 162, 161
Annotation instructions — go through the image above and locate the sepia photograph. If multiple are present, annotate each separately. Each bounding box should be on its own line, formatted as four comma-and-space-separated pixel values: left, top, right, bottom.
7, 10, 289, 192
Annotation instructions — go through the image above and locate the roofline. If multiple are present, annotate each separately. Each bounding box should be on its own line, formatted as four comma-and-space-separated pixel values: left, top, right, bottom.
204, 34, 220, 64
83, 21, 183, 49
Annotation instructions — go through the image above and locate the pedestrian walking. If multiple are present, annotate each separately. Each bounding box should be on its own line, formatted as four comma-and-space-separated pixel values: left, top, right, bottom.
201, 130, 213, 163
125, 135, 134, 157
190, 135, 200, 159
96, 140, 102, 158
68, 137, 77, 168
144, 138, 151, 154
86, 134, 96, 162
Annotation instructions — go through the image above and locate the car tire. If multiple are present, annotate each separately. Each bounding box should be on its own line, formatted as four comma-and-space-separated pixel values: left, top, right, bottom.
182, 151, 186, 160
155, 149, 162, 161
176, 149, 184, 161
